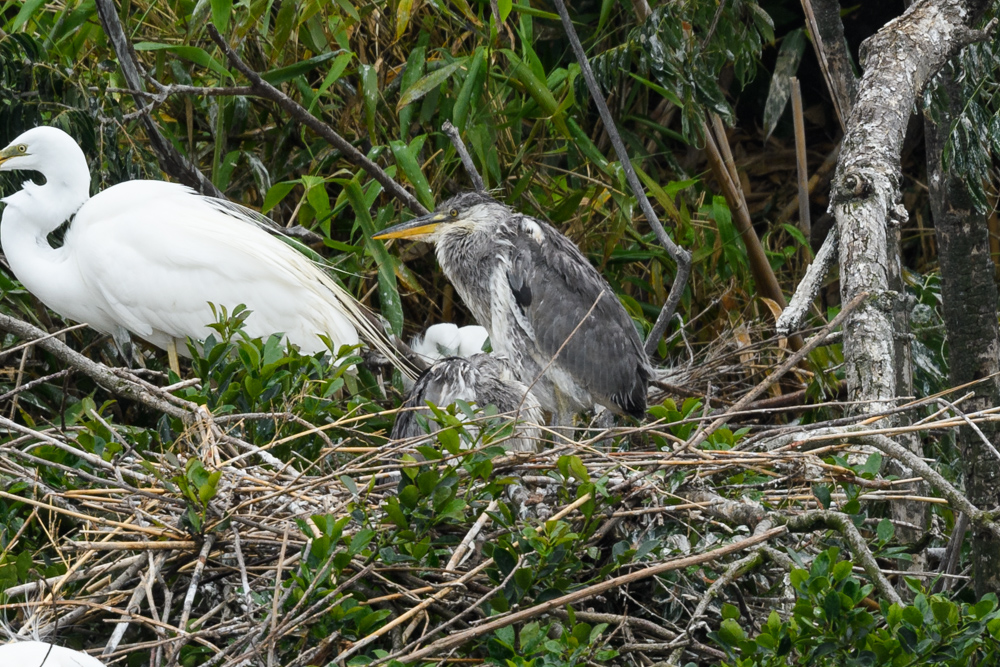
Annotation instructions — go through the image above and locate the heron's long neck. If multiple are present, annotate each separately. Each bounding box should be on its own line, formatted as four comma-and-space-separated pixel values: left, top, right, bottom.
435, 225, 508, 328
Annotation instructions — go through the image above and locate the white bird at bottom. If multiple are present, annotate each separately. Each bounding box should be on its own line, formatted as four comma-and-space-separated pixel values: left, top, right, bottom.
0, 640, 106, 666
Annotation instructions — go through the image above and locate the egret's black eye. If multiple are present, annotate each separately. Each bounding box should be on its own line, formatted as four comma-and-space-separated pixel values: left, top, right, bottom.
17, 145, 25, 153
450, 208, 458, 217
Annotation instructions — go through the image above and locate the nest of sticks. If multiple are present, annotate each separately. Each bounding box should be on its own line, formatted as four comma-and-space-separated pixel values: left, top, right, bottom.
0, 311, 987, 666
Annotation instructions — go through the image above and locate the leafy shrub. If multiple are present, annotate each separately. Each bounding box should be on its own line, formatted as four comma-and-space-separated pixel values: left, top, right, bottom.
712, 547, 1000, 666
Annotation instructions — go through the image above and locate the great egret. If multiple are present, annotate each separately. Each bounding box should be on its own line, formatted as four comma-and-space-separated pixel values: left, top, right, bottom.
392, 353, 541, 453
0, 640, 106, 666
409, 323, 489, 365
0, 126, 410, 376
376, 192, 651, 425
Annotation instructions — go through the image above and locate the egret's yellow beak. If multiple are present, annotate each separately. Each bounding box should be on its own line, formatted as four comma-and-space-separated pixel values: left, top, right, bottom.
0, 145, 20, 167
374, 211, 449, 240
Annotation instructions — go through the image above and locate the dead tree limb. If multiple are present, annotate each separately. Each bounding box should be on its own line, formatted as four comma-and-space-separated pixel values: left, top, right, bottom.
834, 0, 993, 416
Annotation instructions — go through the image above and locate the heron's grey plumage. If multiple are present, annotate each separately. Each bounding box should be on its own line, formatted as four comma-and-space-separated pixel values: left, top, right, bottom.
391, 353, 541, 453
383, 192, 651, 423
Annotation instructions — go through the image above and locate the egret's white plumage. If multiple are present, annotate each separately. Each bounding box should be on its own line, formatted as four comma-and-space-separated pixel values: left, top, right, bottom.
409, 323, 489, 365
0, 126, 408, 371
0, 641, 106, 666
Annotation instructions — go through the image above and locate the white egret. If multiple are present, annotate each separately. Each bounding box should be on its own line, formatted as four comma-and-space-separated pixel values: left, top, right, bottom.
0, 640, 106, 666
0, 126, 410, 376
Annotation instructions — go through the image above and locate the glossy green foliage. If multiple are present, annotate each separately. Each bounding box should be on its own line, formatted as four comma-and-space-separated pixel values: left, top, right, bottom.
591, 0, 773, 143
713, 547, 1000, 666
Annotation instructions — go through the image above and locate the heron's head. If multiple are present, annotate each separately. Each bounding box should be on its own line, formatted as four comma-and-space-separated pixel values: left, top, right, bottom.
374, 191, 508, 243
0, 127, 81, 174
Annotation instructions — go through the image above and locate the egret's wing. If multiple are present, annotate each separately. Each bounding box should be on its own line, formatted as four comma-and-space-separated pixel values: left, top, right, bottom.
69, 181, 414, 376
507, 216, 650, 416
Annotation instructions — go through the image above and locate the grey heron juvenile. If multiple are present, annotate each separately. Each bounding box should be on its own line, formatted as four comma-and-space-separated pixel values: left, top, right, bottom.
376, 192, 651, 425
392, 353, 541, 453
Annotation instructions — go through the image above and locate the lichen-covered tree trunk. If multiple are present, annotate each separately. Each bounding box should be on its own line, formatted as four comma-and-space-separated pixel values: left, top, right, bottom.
834, 0, 989, 419
926, 66, 1000, 596
833, 0, 991, 565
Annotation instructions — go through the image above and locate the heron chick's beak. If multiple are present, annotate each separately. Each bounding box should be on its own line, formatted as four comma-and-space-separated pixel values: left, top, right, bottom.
374, 211, 449, 241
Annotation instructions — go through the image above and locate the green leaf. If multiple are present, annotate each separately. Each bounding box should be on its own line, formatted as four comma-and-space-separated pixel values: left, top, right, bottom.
12, 0, 46, 31
340, 179, 404, 335
306, 52, 356, 118
629, 73, 683, 108
395, 0, 414, 41
512, 3, 559, 20
211, 0, 233, 35
876, 518, 895, 544
133, 42, 231, 78
453, 47, 486, 130
262, 181, 299, 214
716, 618, 745, 645
437, 427, 461, 455
389, 137, 434, 210
397, 59, 465, 111
360, 63, 378, 141
335, 0, 361, 22
503, 50, 568, 137
261, 51, 342, 85
498, 0, 512, 22
448, 0, 482, 25
349, 528, 375, 555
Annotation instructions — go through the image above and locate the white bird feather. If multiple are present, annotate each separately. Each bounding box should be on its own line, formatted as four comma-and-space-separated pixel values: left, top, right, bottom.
0, 641, 106, 667
0, 126, 412, 376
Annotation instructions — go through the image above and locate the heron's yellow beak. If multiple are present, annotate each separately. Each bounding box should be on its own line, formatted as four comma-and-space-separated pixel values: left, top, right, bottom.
374, 212, 449, 240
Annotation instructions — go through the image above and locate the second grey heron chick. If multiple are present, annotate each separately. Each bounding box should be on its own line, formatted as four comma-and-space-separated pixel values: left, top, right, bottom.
392, 353, 541, 454
376, 192, 651, 425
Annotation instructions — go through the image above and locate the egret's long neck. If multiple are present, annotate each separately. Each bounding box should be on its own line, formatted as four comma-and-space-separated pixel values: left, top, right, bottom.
0, 146, 91, 322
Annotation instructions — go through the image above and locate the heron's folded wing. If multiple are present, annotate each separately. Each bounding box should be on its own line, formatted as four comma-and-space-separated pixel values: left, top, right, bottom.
508, 217, 649, 415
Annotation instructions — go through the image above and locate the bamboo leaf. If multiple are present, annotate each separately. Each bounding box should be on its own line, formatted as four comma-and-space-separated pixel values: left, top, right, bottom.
261, 51, 343, 85
360, 63, 378, 141
12, 0, 45, 31
390, 136, 434, 211
211, 0, 232, 35
341, 180, 404, 336
397, 59, 464, 111
763, 28, 806, 139
453, 47, 485, 130
133, 42, 230, 78
448, 0, 482, 26
395, 0, 414, 42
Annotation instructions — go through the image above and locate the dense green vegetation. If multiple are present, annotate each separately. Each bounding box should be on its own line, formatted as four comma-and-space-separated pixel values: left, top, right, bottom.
1, 1, 999, 666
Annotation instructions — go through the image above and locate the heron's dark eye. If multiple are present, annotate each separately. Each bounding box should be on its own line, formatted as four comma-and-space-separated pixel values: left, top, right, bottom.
450, 208, 458, 217
17, 145, 25, 153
